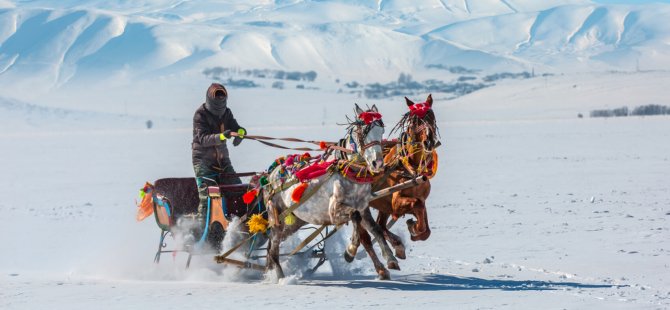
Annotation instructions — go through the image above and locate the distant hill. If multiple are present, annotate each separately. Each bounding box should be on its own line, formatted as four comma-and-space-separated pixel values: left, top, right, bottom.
0, 0, 669, 90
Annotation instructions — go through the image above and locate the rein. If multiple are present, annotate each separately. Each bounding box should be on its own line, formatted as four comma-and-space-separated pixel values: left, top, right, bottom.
230, 132, 353, 154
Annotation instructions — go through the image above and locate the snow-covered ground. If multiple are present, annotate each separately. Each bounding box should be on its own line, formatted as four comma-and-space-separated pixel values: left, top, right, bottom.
1, 71, 669, 309
2, 0, 670, 309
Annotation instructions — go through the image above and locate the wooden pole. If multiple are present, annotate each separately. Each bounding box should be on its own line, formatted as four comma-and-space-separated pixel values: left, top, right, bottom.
370, 175, 427, 201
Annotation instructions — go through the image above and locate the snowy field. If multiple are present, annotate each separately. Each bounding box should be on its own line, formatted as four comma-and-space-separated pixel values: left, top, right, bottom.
1, 71, 669, 309
2, 0, 670, 308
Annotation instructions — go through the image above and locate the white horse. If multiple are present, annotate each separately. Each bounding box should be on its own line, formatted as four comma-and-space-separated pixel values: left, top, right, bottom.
265, 104, 399, 280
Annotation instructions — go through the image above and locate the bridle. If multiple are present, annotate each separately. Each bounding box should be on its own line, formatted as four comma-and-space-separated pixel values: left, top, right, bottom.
349, 119, 384, 153
391, 111, 439, 177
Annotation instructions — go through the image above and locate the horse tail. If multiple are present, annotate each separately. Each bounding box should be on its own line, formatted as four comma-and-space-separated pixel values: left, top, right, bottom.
136, 181, 155, 221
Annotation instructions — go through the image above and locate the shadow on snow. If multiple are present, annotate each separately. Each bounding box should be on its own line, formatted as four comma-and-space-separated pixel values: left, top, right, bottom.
302, 273, 621, 292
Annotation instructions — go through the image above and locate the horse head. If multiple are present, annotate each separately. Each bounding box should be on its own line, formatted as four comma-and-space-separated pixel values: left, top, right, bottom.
381, 94, 439, 242
346, 104, 385, 174
402, 94, 439, 154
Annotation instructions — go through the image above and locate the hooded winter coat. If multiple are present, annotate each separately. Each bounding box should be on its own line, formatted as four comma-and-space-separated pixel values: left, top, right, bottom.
191, 84, 242, 169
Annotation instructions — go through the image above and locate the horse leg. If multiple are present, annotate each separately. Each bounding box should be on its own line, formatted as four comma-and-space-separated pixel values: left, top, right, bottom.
376, 212, 406, 259
344, 210, 362, 263
358, 214, 391, 280
362, 208, 399, 271
266, 202, 285, 279
395, 197, 431, 241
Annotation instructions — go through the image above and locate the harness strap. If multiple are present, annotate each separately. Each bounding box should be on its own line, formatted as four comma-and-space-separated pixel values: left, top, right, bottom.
371, 162, 398, 191
277, 170, 335, 222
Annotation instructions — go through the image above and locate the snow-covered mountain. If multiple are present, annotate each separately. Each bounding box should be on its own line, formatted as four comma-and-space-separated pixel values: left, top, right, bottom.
0, 0, 669, 92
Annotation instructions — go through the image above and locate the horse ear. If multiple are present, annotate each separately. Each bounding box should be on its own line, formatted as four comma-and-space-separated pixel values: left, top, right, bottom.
371, 104, 379, 112
405, 97, 414, 107
354, 103, 364, 115
426, 94, 433, 107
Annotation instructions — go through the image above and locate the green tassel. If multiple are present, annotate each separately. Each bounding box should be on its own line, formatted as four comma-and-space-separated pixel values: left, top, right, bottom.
260, 176, 269, 186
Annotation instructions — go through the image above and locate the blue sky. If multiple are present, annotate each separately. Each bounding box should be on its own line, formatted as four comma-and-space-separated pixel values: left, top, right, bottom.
593, 0, 670, 3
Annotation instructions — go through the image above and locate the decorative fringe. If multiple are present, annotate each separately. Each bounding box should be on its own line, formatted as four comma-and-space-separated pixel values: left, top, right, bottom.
243, 189, 258, 204
136, 182, 154, 221
291, 182, 309, 203
247, 214, 269, 234
429, 151, 438, 178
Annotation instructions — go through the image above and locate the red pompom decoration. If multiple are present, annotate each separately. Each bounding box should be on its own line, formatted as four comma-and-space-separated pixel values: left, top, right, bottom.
291, 183, 309, 203
409, 102, 431, 118
243, 189, 258, 204
319, 141, 328, 150
358, 112, 382, 125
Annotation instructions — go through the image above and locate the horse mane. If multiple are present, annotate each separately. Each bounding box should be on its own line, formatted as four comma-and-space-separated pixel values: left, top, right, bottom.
390, 109, 440, 141
341, 106, 385, 137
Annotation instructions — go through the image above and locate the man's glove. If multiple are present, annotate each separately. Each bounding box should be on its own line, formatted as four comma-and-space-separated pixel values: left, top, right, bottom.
219, 130, 232, 141
233, 128, 246, 146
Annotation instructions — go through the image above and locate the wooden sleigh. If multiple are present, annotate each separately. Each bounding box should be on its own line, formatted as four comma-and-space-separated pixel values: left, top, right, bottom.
137, 176, 264, 268
137, 174, 427, 273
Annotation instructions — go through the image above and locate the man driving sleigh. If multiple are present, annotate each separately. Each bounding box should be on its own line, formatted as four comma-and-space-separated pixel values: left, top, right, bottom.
191, 83, 247, 223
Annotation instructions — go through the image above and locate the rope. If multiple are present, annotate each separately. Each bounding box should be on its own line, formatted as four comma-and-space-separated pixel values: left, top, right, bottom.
231, 132, 325, 146
230, 132, 353, 154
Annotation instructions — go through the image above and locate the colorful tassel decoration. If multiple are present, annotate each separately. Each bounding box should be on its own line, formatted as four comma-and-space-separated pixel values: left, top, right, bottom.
242, 189, 258, 204
284, 213, 296, 226
319, 141, 328, 150
259, 176, 269, 186
291, 182, 309, 203
136, 182, 154, 221
247, 214, 269, 234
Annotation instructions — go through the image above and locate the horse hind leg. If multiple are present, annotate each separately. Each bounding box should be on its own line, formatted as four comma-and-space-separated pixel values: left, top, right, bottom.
266, 203, 285, 280
358, 224, 390, 280
344, 210, 362, 263
362, 208, 399, 271
377, 212, 406, 260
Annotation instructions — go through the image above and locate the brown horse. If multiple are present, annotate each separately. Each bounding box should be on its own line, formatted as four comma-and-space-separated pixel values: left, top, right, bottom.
353, 94, 439, 266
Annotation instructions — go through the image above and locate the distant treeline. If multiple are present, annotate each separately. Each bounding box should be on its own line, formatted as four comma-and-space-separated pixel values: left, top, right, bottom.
425, 64, 481, 74
345, 73, 490, 99
590, 104, 670, 118
202, 65, 545, 99
203, 67, 317, 82
482, 72, 531, 82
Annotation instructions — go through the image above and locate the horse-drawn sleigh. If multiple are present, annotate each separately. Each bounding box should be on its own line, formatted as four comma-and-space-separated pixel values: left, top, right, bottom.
136, 95, 440, 280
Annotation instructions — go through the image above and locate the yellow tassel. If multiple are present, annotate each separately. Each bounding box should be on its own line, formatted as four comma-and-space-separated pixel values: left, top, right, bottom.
284, 213, 296, 226
247, 214, 269, 234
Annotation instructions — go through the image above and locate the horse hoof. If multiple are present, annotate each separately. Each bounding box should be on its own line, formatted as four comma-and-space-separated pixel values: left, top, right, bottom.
344, 251, 355, 263
377, 269, 391, 280
394, 247, 406, 260
387, 260, 400, 271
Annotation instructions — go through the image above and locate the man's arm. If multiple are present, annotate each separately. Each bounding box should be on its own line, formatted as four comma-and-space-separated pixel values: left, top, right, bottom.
225, 109, 246, 145
193, 111, 224, 147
